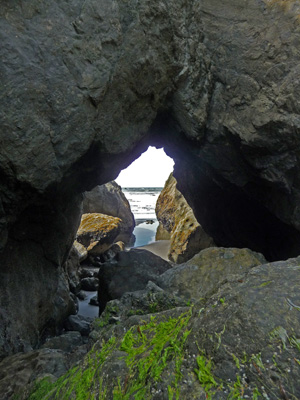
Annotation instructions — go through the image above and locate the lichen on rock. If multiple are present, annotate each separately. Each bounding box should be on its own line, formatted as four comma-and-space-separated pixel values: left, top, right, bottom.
156, 173, 214, 263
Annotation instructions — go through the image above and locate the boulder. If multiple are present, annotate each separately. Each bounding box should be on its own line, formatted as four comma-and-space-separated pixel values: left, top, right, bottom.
41, 331, 83, 353
83, 182, 135, 243
76, 213, 121, 255
73, 240, 88, 263
0, 349, 69, 400
156, 173, 215, 263
98, 249, 171, 312
80, 277, 99, 291
64, 315, 93, 336
89, 296, 99, 306
29, 256, 300, 400
158, 247, 266, 301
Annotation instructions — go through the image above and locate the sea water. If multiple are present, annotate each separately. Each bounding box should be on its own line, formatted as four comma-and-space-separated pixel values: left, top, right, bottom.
122, 187, 162, 247
78, 187, 163, 318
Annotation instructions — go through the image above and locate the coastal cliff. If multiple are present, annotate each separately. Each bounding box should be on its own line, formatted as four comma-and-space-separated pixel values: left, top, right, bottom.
1, 2, 300, 397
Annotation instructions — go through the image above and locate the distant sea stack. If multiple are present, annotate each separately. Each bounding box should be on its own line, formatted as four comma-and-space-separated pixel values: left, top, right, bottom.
156, 173, 215, 263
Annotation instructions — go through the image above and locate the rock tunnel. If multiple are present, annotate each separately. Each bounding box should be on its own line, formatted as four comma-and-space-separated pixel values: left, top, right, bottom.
1, 0, 300, 358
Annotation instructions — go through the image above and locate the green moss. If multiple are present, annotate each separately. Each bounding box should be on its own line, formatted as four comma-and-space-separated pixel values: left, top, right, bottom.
27, 309, 192, 400
194, 354, 218, 399
114, 308, 192, 399
257, 280, 273, 288
27, 378, 55, 400
27, 337, 117, 400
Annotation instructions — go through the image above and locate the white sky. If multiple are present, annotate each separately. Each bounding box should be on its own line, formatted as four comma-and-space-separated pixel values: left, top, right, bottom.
116, 146, 174, 187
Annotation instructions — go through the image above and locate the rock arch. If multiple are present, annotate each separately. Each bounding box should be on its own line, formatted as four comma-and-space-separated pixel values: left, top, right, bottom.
1, 0, 300, 357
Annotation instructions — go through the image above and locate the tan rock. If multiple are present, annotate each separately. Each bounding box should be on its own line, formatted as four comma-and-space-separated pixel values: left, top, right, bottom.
82, 182, 135, 243
73, 240, 88, 262
156, 173, 214, 263
76, 213, 121, 255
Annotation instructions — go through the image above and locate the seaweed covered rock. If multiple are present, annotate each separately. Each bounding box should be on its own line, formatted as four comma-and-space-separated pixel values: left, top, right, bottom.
76, 213, 121, 255
156, 173, 214, 263
83, 182, 135, 243
22, 256, 300, 400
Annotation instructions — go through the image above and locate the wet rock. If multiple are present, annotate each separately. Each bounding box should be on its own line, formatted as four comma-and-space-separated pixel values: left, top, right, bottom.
83, 182, 135, 243
89, 296, 99, 306
41, 331, 83, 353
2, 0, 300, 360
79, 268, 94, 279
158, 247, 266, 301
64, 315, 93, 336
81, 277, 99, 291
156, 173, 214, 263
33, 256, 300, 400
0, 349, 69, 400
77, 213, 121, 255
98, 249, 171, 312
77, 291, 87, 300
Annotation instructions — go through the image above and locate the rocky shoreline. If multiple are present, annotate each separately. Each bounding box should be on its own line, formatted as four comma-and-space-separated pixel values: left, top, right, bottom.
1, 0, 300, 397
2, 246, 300, 399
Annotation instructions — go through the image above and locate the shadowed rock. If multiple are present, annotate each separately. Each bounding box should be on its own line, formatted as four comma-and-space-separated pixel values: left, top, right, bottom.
1, 0, 300, 359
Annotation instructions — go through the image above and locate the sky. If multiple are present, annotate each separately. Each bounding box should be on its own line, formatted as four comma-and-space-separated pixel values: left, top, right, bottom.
115, 146, 174, 187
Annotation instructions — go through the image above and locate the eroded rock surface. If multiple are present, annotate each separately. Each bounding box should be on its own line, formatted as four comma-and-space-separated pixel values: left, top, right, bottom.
156, 173, 214, 262
1, 0, 300, 359
21, 254, 300, 400
76, 213, 121, 255
83, 181, 135, 243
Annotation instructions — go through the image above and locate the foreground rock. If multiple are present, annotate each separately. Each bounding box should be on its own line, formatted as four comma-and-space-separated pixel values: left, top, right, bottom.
2, 0, 300, 360
158, 247, 266, 301
83, 181, 135, 243
0, 341, 87, 400
156, 173, 214, 263
98, 248, 171, 312
76, 213, 121, 255
22, 254, 300, 400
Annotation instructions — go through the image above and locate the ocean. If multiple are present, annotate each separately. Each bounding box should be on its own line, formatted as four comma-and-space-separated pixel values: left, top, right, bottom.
122, 187, 162, 247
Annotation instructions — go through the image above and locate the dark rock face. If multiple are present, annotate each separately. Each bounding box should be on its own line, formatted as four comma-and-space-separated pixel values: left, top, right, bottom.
1, 0, 300, 357
25, 256, 300, 400
83, 182, 135, 243
98, 249, 171, 312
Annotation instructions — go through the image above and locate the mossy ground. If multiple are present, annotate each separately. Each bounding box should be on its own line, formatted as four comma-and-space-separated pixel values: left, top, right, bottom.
26, 309, 192, 400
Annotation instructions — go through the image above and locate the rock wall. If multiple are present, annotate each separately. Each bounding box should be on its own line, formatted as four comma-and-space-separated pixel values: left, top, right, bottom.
156, 173, 214, 263
1, 0, 300, 357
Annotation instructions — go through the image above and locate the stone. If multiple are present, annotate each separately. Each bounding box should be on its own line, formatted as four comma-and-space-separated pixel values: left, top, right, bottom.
64, 315, 93, 336
64, 245, 82, 295
1, 0, 300, 359
76, 213, 121, 255
89, 296, 99, 306
83, 182, 135, 243
73, 240, 88, 263
158, 247, 266, 301
80, 277, 99, 291
77, 291, 87, 300
41, 331, 83, 353
156, 173, 215, 263
98, 248, 171, 312
29, 256, 300, 400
